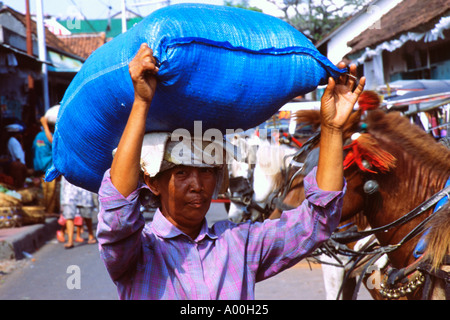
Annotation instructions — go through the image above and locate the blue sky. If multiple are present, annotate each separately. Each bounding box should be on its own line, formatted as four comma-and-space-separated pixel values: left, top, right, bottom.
2, 0, 283, 20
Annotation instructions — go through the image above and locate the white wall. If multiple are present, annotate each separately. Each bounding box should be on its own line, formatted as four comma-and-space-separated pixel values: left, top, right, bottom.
325, 0, 403, 64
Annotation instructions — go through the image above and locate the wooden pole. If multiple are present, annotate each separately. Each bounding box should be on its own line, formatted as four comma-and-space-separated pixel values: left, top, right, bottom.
25, 0, 34, 89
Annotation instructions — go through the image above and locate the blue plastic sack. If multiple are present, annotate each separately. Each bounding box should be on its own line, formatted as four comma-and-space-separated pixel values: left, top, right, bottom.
46, 3, 346, 192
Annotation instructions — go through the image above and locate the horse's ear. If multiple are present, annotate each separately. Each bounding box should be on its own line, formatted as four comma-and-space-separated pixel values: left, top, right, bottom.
344, 133, 396, 173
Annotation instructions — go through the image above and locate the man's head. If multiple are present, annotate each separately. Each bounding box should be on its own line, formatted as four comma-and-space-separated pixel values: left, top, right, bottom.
132, 131, 230, 237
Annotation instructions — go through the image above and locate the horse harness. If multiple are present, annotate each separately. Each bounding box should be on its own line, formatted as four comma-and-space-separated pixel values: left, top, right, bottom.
322, 148, 450, 300
307, 122, 450, 300
227, 175, 269, 221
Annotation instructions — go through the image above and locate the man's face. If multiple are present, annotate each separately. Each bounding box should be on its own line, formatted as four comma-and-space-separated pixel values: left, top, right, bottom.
147, 165, 218, 233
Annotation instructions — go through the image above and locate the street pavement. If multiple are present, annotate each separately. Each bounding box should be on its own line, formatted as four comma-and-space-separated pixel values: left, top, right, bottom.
0, 202, 372, 300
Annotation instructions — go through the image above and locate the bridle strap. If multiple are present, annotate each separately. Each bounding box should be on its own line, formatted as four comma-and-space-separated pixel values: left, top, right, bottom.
332, 183, 450, 245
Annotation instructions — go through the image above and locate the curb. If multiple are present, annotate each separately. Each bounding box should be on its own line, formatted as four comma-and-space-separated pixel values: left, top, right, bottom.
0, 217, 59, 260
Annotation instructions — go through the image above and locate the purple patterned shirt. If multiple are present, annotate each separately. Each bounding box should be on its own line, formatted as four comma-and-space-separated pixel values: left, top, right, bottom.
97, 167, 344, 300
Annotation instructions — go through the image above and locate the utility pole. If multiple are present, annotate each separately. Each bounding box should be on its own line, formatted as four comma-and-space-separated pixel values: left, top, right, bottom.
25, 0, 34, 89
36, 0, 49, 111
121, 0, 127, 33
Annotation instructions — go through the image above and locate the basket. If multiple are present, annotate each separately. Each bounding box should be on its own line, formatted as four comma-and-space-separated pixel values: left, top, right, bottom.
0, 206, 22, 228
17, 187, 42, 204
0, 191, 22, 207
21, 206, 46, 225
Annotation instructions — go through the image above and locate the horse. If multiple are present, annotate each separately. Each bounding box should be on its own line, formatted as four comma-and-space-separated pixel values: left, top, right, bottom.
308, 108, 450, 300
227, 133, 260, 223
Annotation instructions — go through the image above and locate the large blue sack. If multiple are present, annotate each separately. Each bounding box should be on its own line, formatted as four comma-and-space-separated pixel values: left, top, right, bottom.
46, 3, 346, 192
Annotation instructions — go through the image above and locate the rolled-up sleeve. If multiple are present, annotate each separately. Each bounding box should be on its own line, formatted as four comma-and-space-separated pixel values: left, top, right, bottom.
96, 169, 147, 281
246, 166, 345, 281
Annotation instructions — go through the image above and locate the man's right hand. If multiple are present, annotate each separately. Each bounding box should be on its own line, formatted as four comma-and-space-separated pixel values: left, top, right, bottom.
128, 43, 159, 105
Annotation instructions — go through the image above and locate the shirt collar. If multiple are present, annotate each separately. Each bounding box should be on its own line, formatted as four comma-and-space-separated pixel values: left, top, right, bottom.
151, 209, 218, 242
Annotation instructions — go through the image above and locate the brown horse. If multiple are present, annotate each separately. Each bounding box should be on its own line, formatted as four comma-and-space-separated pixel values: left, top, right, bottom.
294, 108, 450, 300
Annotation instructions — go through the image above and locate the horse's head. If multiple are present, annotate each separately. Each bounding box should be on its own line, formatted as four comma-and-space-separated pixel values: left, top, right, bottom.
341, 130, 398, 222
227, 138, 302, 222
338, 110, 450, 274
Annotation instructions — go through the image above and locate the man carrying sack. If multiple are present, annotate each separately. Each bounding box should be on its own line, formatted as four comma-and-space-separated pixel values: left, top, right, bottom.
96, 43, 366, 300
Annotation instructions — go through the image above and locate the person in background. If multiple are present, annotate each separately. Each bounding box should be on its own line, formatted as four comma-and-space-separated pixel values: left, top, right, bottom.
60, 177, 97, 249
33, 106, 59, 213
5, 124, 30, 189
22, 103, 42, 169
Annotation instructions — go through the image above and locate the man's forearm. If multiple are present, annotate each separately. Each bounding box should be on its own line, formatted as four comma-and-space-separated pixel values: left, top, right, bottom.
110, 99, 150, 197
316, 126, 344, 191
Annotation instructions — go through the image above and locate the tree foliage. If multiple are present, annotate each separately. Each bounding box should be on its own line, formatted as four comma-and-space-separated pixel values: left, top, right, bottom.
267, 0, 372, 43
224, 0, 263, 12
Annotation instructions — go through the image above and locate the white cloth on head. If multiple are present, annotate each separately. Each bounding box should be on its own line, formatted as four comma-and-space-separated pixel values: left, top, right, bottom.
112, 131, 239, 206
139, 131, 235, 177
45, 105, 60, 125
140, 132, 171, 177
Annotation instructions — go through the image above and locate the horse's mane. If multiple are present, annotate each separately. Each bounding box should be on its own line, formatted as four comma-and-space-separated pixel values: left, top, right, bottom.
366, 110, 450, 173
294, 110, 321, 131
295, 108, 450, 268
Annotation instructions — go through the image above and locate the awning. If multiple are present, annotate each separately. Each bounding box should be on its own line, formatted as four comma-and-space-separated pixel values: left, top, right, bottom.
381, 80, 450, 114
0, 43, 44, 71
385, 91, 450, 115
354, 15, 450, 64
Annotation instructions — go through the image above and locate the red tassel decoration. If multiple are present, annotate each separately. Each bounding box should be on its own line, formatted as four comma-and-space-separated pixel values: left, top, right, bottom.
358, 91, 381, 112
344, 133, 396, 173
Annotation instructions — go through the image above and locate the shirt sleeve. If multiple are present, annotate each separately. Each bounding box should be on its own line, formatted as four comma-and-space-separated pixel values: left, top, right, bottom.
245, 166, 345, 282
96, 169, 147, 281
